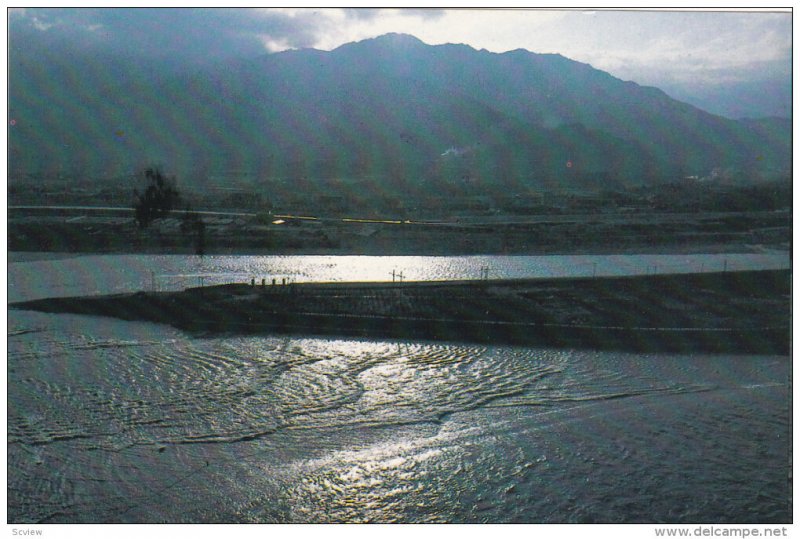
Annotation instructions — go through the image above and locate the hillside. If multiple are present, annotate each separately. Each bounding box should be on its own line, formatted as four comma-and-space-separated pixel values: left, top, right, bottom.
9, 33, 791, 192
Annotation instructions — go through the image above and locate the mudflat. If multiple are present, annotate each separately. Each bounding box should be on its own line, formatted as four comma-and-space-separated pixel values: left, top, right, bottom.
12, 269, 790, 353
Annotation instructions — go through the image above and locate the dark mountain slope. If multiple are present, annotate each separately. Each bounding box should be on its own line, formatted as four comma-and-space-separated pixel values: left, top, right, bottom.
322, 35, 789, 176
9, 33, 789, 190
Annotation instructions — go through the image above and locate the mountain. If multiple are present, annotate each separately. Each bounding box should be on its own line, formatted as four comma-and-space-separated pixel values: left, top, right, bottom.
660, 79, 791, 120
9, 33, 790, 193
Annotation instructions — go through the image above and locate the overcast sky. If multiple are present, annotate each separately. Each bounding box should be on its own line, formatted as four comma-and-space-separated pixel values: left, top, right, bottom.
9, 7, 791, 100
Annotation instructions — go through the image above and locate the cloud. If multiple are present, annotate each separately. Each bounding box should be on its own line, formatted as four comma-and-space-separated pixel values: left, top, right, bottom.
8, 8, 457, 60
8, 7, 448, 61
341, 8, 444, 21
8, 7, 790, 90
525, 11, 791, 87
342, 8, 384, 21
9, 8, 333, 62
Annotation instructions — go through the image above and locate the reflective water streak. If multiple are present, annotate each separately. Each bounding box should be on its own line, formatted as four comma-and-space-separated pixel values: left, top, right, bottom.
8, 251, 790, 301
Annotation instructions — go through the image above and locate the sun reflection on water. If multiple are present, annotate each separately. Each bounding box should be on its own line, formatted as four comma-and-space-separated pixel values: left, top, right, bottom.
290, 433, 454, 523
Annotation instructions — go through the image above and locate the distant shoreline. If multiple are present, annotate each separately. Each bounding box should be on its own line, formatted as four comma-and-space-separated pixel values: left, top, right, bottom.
9, 206, 790, 258
7, 241, 790, 261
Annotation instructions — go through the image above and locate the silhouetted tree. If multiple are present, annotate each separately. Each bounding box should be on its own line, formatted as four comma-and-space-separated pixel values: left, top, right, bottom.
133, 168, 180, 228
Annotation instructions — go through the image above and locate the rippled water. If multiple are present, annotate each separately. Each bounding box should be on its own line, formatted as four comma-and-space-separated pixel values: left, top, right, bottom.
7, 254, 792, 523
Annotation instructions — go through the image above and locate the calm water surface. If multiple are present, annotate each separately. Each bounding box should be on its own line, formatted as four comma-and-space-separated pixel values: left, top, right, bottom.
7, 253, 792, 523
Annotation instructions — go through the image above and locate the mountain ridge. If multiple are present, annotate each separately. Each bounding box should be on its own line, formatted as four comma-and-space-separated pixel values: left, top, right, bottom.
9, 32, 790, 191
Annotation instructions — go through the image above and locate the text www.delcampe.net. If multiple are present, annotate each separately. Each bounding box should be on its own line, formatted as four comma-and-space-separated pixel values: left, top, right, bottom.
656, 527, 788, 538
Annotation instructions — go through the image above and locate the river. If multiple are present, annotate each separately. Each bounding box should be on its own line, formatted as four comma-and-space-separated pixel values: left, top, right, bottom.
7, 252, 792, 523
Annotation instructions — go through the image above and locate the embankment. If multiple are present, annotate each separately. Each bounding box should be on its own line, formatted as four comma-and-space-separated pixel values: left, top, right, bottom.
11, 270, 791, 353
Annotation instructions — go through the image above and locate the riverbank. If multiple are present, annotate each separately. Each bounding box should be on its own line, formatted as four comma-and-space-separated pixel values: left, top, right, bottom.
12, 269, 791, 353
8, 208, 791, 256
